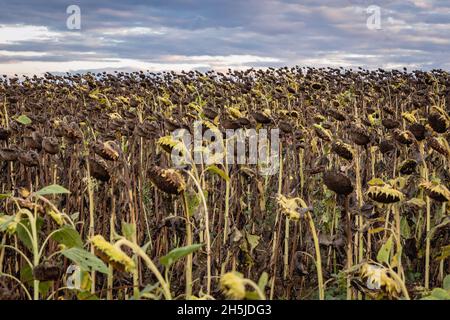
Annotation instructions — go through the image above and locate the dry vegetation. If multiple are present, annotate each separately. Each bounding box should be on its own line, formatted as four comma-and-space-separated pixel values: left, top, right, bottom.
0, 67, 449, 300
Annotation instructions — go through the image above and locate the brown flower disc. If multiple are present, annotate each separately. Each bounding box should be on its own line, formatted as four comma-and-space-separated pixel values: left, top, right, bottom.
279, 120, 293, 134
350, 127, 370, 145
148, 166, 186, 195
203, 107, 218, 120
42, 137, 60, 155
251, 112, 272, 124
33, 263, 61, 281
379, 140, 396, 154
427, 137, 448, 157
331, 141, 353, 161
88, 158, 110, 182
237, 117, 251, 127
399, 159, 417, 175
0, 128, 10, 140
408, 123, 426, 141
381, 118, 400, 129
428, 113, 448, 133
323, 171, 354, 195
221, 117, 241, 130
17, 150, 39, 167
135, 121, 159, 139
328, 109, 346, 121
393, 129, 414, 145
92, 141, 120, 161
0, 147, 20, 161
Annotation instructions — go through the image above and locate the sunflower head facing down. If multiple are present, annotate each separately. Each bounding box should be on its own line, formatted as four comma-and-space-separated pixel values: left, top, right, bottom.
91, 235, 135, 273
220, 272, 246, 300
419, 181, 450, 202
360, 263, 401, 299
367, 179, 404, 204
277, 194, 309, 221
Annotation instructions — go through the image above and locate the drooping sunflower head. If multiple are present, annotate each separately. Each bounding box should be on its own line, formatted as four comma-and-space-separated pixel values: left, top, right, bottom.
360, 263, 401, 299
350, 125, 371, 146
277, 194, 308, 221
419, 181, 450, 202
157, 135, 184, 155
148, 166, 186, 195
90, 235, 135, 273
427, 136, 449, 157
92, 140, 120, 161
367, 179, 404, 204
323, 171, 354, 196
393, 129, 414, 145
428, 109, 449, 134
220, 272, 246, 300
312, 123, 332, 141
331, 140, 354, 161
399, 159, 417, 175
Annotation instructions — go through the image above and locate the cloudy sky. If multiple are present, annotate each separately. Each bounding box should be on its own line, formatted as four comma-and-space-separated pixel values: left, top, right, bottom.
0, 0, 449, 75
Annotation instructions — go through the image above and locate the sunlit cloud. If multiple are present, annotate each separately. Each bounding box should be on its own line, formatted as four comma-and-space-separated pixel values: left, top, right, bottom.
0, 24, 62, 44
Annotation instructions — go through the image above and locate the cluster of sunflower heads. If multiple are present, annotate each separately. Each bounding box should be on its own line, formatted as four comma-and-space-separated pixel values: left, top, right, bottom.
367, 178, 404, 204
276, 194, 311, 221
90, 235, 136, 273
359, 263, 402, 299
220, 272, 246, 300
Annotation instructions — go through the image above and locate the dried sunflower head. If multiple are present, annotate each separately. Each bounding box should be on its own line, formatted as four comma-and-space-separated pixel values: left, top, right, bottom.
399, 159, 417, 175
408, 123, 427, 141
91, 235, 135, 273
428, 112, 449, 134
378, 140, 396, 154
350, 125, 370, 145
393, 129, 414, 145
331, 140, 354, 161
277, 194, 309, 221
381, 118, 400, 130
419, 181, 450, 202
220, 272, 246, 300
148, 166, 186, 195
33, 261, 61, 281
427, 137, 449, 157
42, 137, 60, 155
157, 135, 185, 155
367, 180, 404, 204
92, 140, 120, 161
313, 124, 332, 141
328, 108, 346, 122
88, 157, 110, 182
323, 171, 353, 195
360, 263, 401, 299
